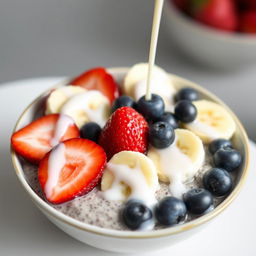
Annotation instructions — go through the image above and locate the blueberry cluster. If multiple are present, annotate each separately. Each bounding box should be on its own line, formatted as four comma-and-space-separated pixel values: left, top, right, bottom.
204, 138, 242, 196
87, 88, 242, 231
110, 87, 199, 149
121, 197, 187, 230
143, 89, 198, 148
120, 139, 242, 230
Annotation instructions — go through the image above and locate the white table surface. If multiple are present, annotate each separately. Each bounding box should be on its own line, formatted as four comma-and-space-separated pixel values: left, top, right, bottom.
1, 78, 256, 255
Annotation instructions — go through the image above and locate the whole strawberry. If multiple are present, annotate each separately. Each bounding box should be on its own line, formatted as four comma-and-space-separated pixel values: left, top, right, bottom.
99, 107, 149, 160
240, 11, 256, 33
190, 0, 238, 31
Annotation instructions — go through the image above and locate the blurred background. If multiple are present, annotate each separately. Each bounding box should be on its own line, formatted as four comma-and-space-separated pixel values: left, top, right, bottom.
0, 0, 255, 140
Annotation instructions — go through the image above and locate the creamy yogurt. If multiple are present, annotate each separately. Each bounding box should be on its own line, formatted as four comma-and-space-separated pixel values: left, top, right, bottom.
186, 120, 221, 141
50, 114, 75, 147
44, 143, 66, 198
159, 144, 192, 198
101, 162, 157, 207
61, 90, 110, 128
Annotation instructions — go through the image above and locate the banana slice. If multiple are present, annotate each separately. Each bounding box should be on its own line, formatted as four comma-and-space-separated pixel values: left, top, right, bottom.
148, 129, 205, 198
184, 100, 236, 143
45, 86, 86, 115
61, 90, 110, 128
101, 151, 158, 205
123, 63, 176, 111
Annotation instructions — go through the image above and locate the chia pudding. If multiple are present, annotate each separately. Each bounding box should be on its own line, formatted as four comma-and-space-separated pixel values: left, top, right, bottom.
20, 145, 231, 230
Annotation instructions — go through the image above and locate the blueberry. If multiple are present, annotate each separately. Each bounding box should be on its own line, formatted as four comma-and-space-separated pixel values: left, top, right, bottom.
183, 188, 213, 215
155, 197, 187, 226
203, 168, 233, 197
80, 122, 101, 143
149, 121, 175, 149
213, 148, 242, 172
121, 200, 153, 230
209, 139, 233, 155
112, 96, 136, 112
176, 87, 199, 102
156, 112, 179, 129
137, 94, 165, 121
174, 100, 197, 123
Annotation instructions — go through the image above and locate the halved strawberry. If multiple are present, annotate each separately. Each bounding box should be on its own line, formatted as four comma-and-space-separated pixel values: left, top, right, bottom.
11, 114, 80, 163
38, 138, 106, 204
70, 67, 119, 104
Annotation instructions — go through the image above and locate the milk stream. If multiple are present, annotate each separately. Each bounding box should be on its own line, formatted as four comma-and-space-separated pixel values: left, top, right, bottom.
145, 0, 164, 100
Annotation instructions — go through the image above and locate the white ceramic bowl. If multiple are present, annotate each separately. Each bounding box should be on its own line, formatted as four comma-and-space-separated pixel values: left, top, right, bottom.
164, 1, 256, 68
11, 68, 250, 253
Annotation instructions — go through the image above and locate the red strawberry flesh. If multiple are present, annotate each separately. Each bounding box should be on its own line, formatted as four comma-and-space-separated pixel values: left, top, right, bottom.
38, 138, 106, 204
70, 67, 119, 104
11, 114, 80, 163
99, 106, 149, 160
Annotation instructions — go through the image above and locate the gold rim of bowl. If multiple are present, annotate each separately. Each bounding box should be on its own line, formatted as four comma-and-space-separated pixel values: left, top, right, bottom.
11, 67, 250, 239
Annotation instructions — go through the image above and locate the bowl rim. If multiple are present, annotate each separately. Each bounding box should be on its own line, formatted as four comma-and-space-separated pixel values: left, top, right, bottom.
11, 67, 250, 239
165, 0, 256, 45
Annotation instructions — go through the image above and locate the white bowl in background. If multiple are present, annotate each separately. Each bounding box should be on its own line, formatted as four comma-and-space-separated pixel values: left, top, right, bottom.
164, 1, 256, 68
11, 68, 250, 253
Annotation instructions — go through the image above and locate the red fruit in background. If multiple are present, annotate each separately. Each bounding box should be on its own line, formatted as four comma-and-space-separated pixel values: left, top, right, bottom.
173, 0, 188, 11
70, 67, 119, 104
191, 0, 238, 31
39, 138, 106, 204
99, 107, 148, 160
240, 11, 256, 33
11, 114, 80, 163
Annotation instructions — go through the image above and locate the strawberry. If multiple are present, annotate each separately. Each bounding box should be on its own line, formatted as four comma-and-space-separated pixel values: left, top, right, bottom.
239, 11, 256, 33
190, 0, 238, 31
70, 67, 119, 104
11, 114, 80, 163
38, 138, 106, 204
99, 107, 149, 160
